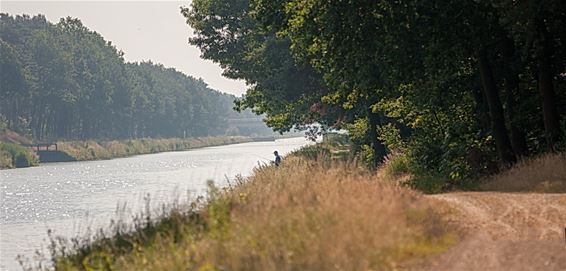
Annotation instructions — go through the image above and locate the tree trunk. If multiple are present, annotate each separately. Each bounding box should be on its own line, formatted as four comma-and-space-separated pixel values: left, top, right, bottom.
504, 84, 528, 157
502, 37, 528, 156
536, 18, 561, 151
367, 106, 386, 168
472, 86, 490, 137
478, 47, 516, 165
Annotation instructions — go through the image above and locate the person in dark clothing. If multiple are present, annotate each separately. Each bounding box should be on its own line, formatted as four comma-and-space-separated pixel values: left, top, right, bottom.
273, 150, 281, 166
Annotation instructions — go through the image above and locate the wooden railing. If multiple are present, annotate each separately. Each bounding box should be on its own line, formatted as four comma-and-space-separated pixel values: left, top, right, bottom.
21, 143, 58, 151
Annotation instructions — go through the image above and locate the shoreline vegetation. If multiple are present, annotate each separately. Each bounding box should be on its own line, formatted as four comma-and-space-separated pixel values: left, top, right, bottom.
0, 142, 39, 169
18, 142, 566, 270
0, 136, 253, 170
56, 136, 253, 162
25, 146, 457, 271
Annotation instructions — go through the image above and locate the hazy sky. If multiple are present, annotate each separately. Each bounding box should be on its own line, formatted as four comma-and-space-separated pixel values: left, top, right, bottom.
0, 0, 248, 96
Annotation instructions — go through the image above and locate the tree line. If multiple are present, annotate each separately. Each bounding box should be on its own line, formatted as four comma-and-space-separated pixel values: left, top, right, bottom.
0, 14, 263, 141
185, 0, 566, 182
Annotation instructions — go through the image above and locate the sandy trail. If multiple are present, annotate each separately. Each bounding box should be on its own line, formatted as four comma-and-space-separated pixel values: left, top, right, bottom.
420, 192, 566, 271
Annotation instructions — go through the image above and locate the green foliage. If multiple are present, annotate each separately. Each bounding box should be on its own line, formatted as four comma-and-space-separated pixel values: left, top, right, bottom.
321, 132, 349, 147
247, 0, 564, 184
0, 14, 267, 141
344, 118, 369, 154
407, 174, 449, 195
183, 0, 341, 135
377, 123, 404, 154
0, 142, 38, 168
291, 144, 330, 161
0, 149, 12, 169
205, 180, 232, 240
382, 154, 410, 180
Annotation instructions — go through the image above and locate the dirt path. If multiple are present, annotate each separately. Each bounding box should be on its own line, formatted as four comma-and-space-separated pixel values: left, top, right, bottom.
420, 192, 566, 271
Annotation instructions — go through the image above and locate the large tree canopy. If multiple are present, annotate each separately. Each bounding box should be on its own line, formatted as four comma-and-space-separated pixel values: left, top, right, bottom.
183, 0, 341, 135
185, 0, 566, 181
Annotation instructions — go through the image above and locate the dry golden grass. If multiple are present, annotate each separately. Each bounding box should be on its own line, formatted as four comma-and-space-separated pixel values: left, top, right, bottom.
481, 152, 566, 193
47, 158, 453, 271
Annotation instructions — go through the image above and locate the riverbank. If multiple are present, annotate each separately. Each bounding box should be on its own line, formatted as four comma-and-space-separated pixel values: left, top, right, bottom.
55, 136, 253, 162
0, 129, 38, 169
14, 143, 565, 270
37, 148, 456, 271
0, 136, 253, 169
0, 142, 39, 169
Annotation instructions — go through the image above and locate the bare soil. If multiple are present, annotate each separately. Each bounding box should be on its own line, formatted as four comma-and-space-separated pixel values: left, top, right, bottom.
419, 192, 566, 271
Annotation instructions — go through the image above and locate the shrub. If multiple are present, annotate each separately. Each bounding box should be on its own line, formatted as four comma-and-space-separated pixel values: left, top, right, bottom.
0, 142, 38, 168
0, 149, 13, 169
407, 173, 451, 194
291, 144, 331, 161
322, 132, 349, 146
381, 154, 410, 181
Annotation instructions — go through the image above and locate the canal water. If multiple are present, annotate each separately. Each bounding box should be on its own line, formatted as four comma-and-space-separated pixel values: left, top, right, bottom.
0, 137, 311, 270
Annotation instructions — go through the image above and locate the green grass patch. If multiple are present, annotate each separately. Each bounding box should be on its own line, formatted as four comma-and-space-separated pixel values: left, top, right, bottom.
0, 142, 38, 169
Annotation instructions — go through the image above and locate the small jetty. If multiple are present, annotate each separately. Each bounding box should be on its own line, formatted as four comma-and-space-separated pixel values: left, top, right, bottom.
22, 142, 76, 163
21, 142, 58, 151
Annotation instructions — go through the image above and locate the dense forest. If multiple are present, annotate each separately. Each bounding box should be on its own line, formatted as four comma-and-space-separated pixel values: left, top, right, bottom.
0, 13, 267, 141
185, 0, 566, 184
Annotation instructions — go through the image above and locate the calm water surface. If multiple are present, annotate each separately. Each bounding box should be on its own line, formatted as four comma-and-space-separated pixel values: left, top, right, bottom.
0, 137, 311, 270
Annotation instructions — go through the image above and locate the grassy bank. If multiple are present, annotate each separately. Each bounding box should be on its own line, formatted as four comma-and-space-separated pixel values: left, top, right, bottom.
34, 155, 455, 271
57, 136, 252, 161
379, 150, 566, 194
0, 142, 39, 169
480, 152, 566, 193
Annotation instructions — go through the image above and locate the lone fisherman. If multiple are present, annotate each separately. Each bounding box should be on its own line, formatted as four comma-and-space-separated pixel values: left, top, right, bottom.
273, 150, 282, 166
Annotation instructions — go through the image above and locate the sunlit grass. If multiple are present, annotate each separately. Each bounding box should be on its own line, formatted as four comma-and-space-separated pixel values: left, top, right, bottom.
26, 156, 456, 271
481, 152, 566, 193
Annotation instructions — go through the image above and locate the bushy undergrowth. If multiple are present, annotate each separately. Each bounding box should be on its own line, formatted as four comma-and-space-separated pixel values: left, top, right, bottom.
0, 148, 12, 169
0, 142, 38, 169
381, 153, 482, 194
30, 157, 455, 271
294, 134, 352, 163
481, 152, 566, 193
57, 136, 251, 161
292, 144, 332, 161
381, 151, 566, 194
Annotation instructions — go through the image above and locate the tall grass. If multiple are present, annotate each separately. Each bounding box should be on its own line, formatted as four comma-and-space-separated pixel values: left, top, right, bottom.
57, 136, 251, 161
481, 152, 566, 193
31, 157, 455, 271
